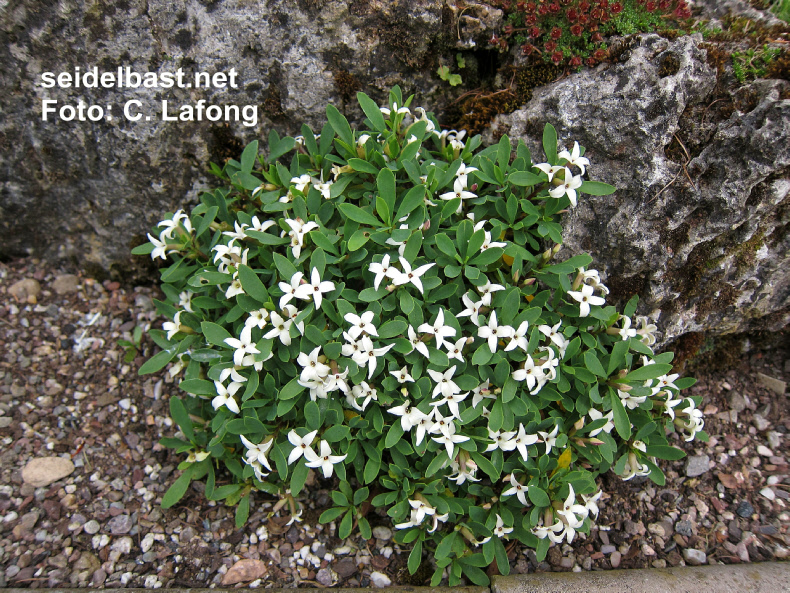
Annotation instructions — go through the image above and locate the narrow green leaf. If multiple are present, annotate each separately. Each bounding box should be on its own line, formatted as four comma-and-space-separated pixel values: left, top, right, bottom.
394, 185, 426, 222
543, 123, 558, 165
584, 350, 607, 378
610, 390, 632, 440
357, 92, 386, 131
201, 321, 234, 347
338, 203, 382, 227
622, 363, 673, 382
161, 465, 194, 509
580, 181, 617, 195
237, 265, 269, 303
326, 103, 354, 146
240, 140, 258, 173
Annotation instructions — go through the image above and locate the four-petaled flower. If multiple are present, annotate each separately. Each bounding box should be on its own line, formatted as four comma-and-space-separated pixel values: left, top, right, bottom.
567, 284, 606, 317
304, 440, 347, 478
558, 141, 590, 175
368, 254, 396, 291
502, 473, 530, 506
418, 308, 456, 350
287, 429, 318, 463
294, 267, 335, 310
549, 166, 583, 207
224, 325, 260, 366
391, 256, 435, 294
493, 514, 513, 538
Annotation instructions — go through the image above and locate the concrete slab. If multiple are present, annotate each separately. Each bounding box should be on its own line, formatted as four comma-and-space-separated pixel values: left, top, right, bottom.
492, 562, 790, 593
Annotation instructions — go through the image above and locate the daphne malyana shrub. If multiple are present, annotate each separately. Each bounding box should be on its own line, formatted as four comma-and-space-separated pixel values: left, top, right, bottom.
135, 87, 703, 586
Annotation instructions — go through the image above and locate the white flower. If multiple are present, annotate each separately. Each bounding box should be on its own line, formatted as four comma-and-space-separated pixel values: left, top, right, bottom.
380, 102, 410, 118
614, 315, 637, 340
391, 256, 435, 294
431, 428, 469, 458
158, 209, 193, 239
212, 380, 242, 414
511, 355, 539, 390
279, 271, 306, 309
291, 174, 312, 194
224, 325, 260, 367
532, 520, 564, 541
147, 232, 170, 260
427, 365, 461, 399
455, 162, 478, 188
472, 380, 495, 408
418, 308, 456, 350
304, 440, 347, 478
240, 435, 274, 471
477, 311, 514, 353
587, 408, 614, 436
225, 277, 245, 299
538, 321, 566, 350
245, 308, 270, 330
163, 310, 184, 341
445, 336, 467, 362
345, 311, 378, 340
284, 218, 319, 258
567, 284, 606, 317
219, 367, 247, 384
558, 141, 590, 175
350, 381, 378, 411
504, 321, 530, 352
481, 230, 507, 251
511, 423, 539, 460
430, 390, 468, 419
407, 325, 430, 359
360, 339, 395, 379
250, 216, 276, 233
557, 484, 589, 529
537, 424, 560, 455
485, 428, 517, 452
294, 267, 335, 310
223, 221, 249, 241
636, 315, 658, 346
368, 254, 397, 291
660, 391, 683, 421
297, 346, 331, 383
388, 400, 428, 432
264, 311, 294, 345
391, 366, 415, 384
313, 179, 333, 199
502, 474, 530, 506
534, 163, 563, 181
548, 167, 583, 207
476, 280, 505, 306
439, 177, 476, 209
324, 367, 350, 394
618, 388, 647, 410
457, 293, 484, 326
493, 514, 513, 539
582, 490, 602, 519
283, 304, 305, 335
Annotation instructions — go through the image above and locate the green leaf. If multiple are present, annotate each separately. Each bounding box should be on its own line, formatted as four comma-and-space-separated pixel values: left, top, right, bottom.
290, 460, 309, 495
338, 203, 382, 227
240, 140, 258, 173
363, 455, 381, 484
235, 493, 251, 528
607, 339, 631, 375
610, 390, 632, 440
161, 465, 194, 508
543, 123, 558, 165
138, 348, 176, 375
509, 170, 544, 186
583, 350, 607, 378
326, 103, 353, 146
237, 265, 269, 303
408, 539, 423, 574
305, 400, 321, 430
493, 536, 510, 575
528, 486, 550, 507
580, 181, 617, 195
357, 92, 386, 131
378, 319, 407, 339
201, 321, 234, 347
377, 167, 396, 224
347, 158, 380, 175
319, 507, 347, 523
279, 377, 305, 400
394, 186, 426, 222
622, 363, 673, 382
645, 445, 687, 460
472, 343, 493, 366
272, 252, 298, 281
170, 396, 195, 441
348, 229, 371, 251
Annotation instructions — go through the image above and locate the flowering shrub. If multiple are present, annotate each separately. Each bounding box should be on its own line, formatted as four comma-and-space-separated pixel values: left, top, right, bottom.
489, 0, 692, 67
135, 88, 703, 586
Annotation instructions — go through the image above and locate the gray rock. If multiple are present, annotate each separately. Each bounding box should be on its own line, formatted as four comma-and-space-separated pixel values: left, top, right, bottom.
372, 525, 392, 541
491, 34, 790, 342
0, 0, 501, 271
675, 520, 694, 537
334, 557, 357, 579
52, 274, 80, 295
682, 547, 707, 565
316, 567, 334, 587
685, 455, 711, 477
83, 519, 101, 535
736, 500, 754, 518
728, 392, 747, 413
107, 514, 133, 535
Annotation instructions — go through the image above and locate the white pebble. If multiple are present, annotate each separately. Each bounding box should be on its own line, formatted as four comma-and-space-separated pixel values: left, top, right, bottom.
370, 571, 391, 588
760, 487, 776, 501
141, 533, 156, 553
119, 398, 132, 410
381, 546, 393, 559
83, 519, 101, 534
92, 534, 110, 550
757, 445, 773, 457
3, 511, 19, 523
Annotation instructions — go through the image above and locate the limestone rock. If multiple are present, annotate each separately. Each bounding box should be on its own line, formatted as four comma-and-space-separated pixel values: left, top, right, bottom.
490, 34, 789, 344
0, 0, 500, 271
21, 456, 75, 487
9, 279, 41, 304
52, 274, 80, 295
221, 559, 268, 585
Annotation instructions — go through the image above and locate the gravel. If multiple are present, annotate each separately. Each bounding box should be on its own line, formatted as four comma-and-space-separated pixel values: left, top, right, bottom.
1, 257, 788, 588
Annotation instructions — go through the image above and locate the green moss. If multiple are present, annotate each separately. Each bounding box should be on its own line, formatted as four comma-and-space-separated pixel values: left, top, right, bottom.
732, 45, 783, 83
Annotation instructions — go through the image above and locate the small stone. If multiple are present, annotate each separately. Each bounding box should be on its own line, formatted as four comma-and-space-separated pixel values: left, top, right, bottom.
760, 487, 776, 501
83, 519, 101, 535
767, 432, 782, 450
221, 559, 268, 585
20, 511, 40, 531
372, 526, 392, 541
682, 548, 707, 565
316, 567, 333, 586
111, 536, 133, 555
0, 417, 12, 428
728, 392, 746, 413
52, 275, 80, 295
370, 571, 391, 588
753, 415, 771, 432
334, 557, 357, 579
757, 445, 773, 457
685, 454, 710, 477
9, 278, 41, 303
107, 514, 133, 535
736, 500, 754, 518
675, 520, 693, 537
601, 544, 617, 554
652, 559, 667, 568
641, 544, 656, 556
22, 457, 75, 487
756, 373, 786, 395
610, 551, 621, 568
